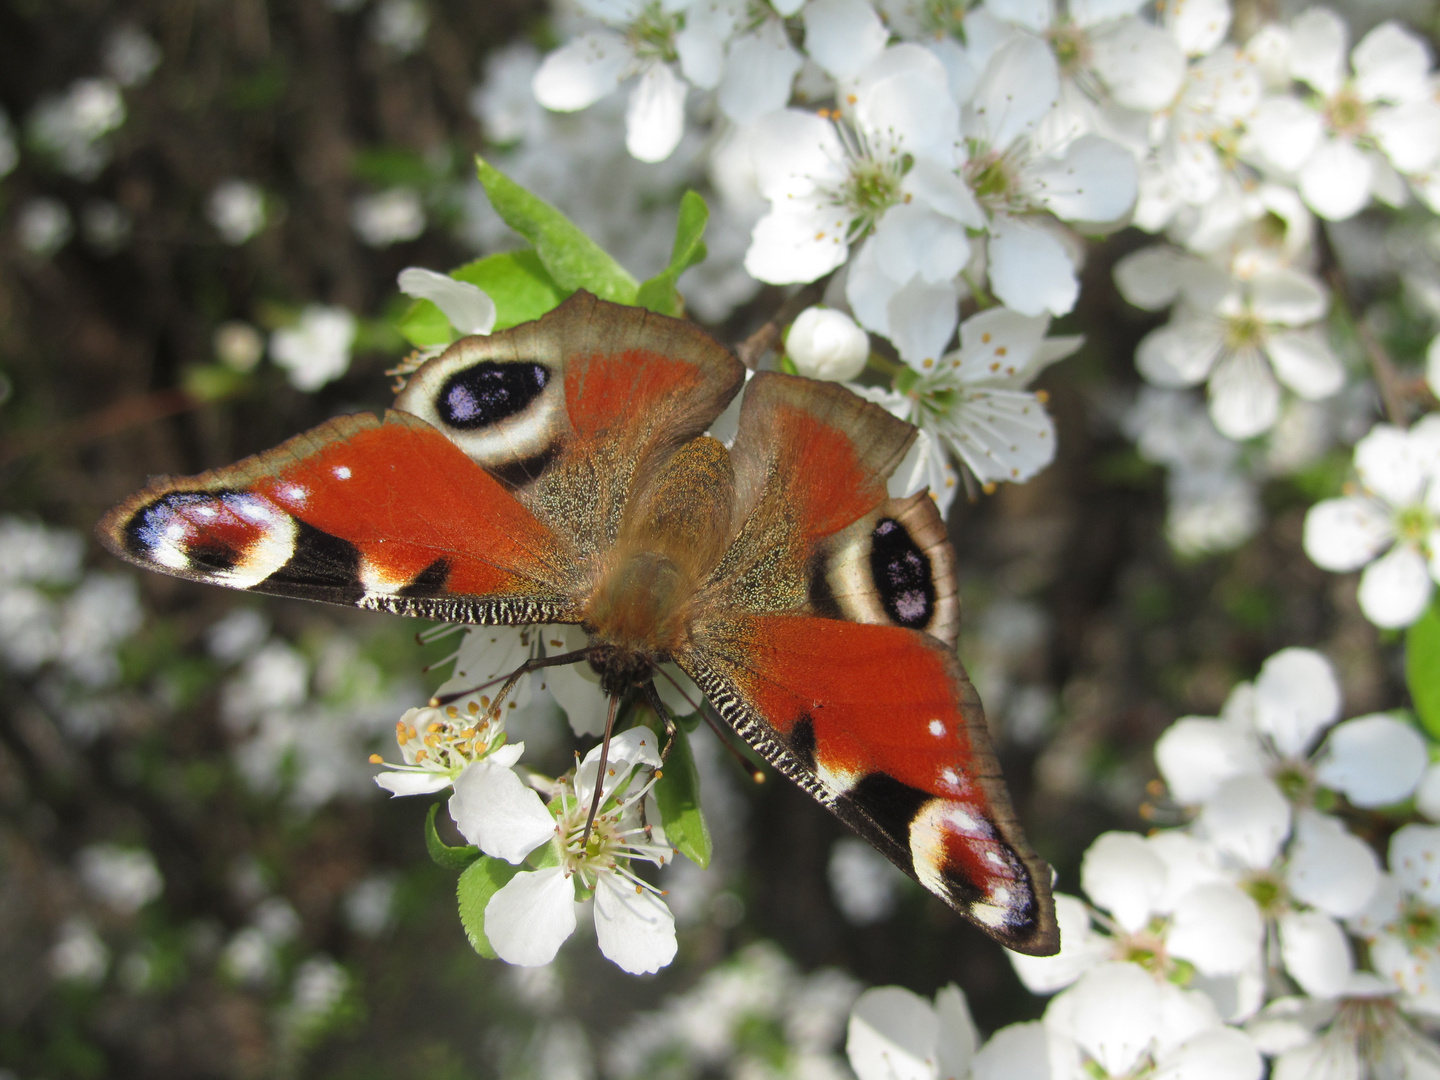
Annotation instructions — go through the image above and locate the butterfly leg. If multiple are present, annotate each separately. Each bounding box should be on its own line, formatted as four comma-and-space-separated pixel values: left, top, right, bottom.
430, 645, 593, 710
641, 681, 679, 766
581, 694, 622, 846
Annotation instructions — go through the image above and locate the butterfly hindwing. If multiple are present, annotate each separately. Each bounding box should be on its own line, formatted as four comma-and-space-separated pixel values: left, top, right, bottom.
683, 373, 1057, 954
682, 614, 1056, 954
99, 410, 582, 624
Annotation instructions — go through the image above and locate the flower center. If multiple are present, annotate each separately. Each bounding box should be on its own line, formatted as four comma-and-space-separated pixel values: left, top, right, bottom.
1397, 898, 1440, 948
1048, 22, 1091, 76
629, 2, 680, 63
1272, 761, 1316, 805
1241, 869, 1288, 917
964, 147, 1021, 213
1324, 86, 1370, 138
1223, 308, 1267, 351
1395, 503, 1435, 547
829, 132, 906, 241
918, 0, 969, 40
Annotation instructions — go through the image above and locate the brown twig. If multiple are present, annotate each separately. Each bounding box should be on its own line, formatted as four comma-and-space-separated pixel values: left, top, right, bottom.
0, 387, 200, 469
1324, 266, 1410, 428
734, 278, 832, 370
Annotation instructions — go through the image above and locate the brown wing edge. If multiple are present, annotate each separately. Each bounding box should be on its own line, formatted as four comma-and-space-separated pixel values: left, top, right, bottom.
677, 646, 1060, 957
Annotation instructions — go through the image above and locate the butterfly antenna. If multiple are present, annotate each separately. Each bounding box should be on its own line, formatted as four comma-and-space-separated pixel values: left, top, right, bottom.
429, 647, 592, 708
582, 694, 621, 847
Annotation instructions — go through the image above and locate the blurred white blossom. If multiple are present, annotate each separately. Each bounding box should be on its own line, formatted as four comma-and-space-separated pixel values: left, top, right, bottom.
207, 179, 267, 244
351, 187, 425, 246
269, 305, 357, 391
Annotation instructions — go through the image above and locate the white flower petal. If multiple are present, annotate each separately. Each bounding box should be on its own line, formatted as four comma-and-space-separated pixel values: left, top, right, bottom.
854, 50, 961, 160
745, 200, 851, 284
1245, 96, 1323, 174
1049, 963, 1159, 1077
593, 871, 676, 974
1279, 910, 1354, 999
1315, 714, 1428, 808
944, 388, 1057, 484
1154, 717, 1264, 805
904, 157, 985, 228
576, 725, 662, 807
1208, 347, 1280, 440
533, 32, 630, 112
1024, 134, 1137, 224
1081, 832, 1167, 932
1200, 775, 1291, 869
1416, 763, 1440, 822
1135, 317, 1224, 387
716, 20, 802, 126
987, 217, 1078, 317
985, 0, 1050, 32
1265, 330, 1343, 401
1353, 21, 1434, 104
1253, 647, 1341, 759
397, 267, 496, 336
1372, 100, 1440, 173
973, 36, 1059, 151
1167, 0, 1230, 56
887, 278, 959, 369
545, 637, 610, 737
1166, 883, 1264, 977
972, 1021, 1080, 1080
485, 865, 577, 966
1388, 823, 1440, 904
674, 24, 726, 90
1299, 137, 1374, 221
846, 986, 940, 1080
803, 0, 889, 80
1249, 268, 1328, 327
448, 758, 556, 864
1358, 544, 1434, 629
935, 984, 979, 1080
873, 203, 971, 285
625, 62, 686, 163
1287, 7, 1347, 96
749, 108, 847, 200
1152, 1027, 1263, 1080
1286, 810, 1381, 918
1355, 423, 1430, 507
375, 770, 456, 796
1090, 18, 1185, 113
1303, 497, 1394, 572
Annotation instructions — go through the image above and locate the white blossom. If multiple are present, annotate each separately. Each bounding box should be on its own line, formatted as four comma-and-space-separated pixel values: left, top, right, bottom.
1303, 414, 1440, 628
269, 305, 357, 391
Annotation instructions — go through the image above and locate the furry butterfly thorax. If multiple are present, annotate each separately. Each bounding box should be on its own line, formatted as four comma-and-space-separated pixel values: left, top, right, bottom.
98, 291, 1060, 956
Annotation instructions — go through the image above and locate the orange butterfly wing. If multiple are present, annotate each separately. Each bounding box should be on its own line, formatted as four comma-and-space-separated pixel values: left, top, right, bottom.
98, 292, 745, 626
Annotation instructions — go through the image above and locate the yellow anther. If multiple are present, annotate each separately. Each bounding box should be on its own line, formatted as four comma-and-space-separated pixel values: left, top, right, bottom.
369, 754, 383, 764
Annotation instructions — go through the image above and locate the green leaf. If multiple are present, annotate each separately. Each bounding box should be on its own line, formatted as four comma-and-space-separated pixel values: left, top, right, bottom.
456, 856, 520, 959
397, 298, 454, 349
425, 802, 480, 871
1408, 599, 1440, 740
653, 723, 713, 869
635, 191, 710, 317
452, 249, 567, 330
475, 156, 637, 303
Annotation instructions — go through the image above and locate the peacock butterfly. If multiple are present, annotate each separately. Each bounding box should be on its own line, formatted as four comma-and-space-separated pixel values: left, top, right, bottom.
98, 291, 1059, 955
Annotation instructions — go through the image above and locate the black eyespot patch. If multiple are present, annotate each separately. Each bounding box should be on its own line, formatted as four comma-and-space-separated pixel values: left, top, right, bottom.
436, 361, 550, 431
870, 518, 935, 629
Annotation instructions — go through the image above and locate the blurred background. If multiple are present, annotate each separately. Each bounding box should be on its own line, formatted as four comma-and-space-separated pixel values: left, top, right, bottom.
0, 1, 1416, 1077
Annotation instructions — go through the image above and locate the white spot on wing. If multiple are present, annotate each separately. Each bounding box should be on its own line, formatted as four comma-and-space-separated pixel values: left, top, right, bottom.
816, 759, 860, 797
282, 484, 308, 506
928, 718, 945, 737
334, 465, 352, 480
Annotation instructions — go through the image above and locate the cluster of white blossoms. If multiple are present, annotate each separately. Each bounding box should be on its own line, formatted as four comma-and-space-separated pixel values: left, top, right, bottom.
844, 646, 1440, 1079
526, 0, 1440, 537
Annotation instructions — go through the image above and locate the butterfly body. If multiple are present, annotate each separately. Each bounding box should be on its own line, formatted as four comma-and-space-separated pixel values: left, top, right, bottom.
100, 291, 1059, 955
